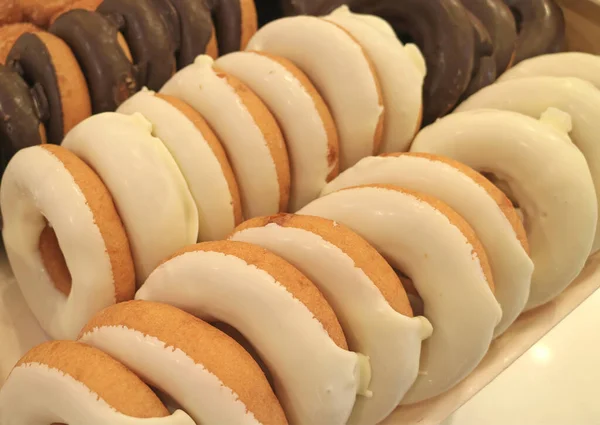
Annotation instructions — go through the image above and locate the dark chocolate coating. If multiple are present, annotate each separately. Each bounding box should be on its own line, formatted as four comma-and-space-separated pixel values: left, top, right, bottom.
207, 0, 243, 55
459, 11, 496, 102
350, 0, 476, 125
167, 0, 214, 68
50, 9, 137, 113
148, 0, 181, 50
505, 0, 566, 64
0, 65, 45, 176
6, 33, 64, 144
254, 0, 284, 26
461, 0, 517, 73
97, 0, 176, 90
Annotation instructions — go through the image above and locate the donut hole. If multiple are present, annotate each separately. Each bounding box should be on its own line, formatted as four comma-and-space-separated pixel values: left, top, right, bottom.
39, 221, 72, 296
481, 171, 528, 230
394, 268, 424, 316
212, 321, 275, 388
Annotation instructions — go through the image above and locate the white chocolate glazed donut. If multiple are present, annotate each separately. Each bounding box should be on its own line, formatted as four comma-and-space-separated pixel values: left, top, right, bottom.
457, 77, 600, 253
80, 301, 287, 425
230, 214, 432, 425
137, 241, 370, 425
0, 145, 135, 340
411, 109, 597, 310
0, 341, 195, 425
499, 53, 600, 88
350, 11, 397, 38
321, 153, 533, 337
117, 89, 243, 241
61, 112, 198, 285
215, 51, 339, 211
298, 185, 501, 404
325, 6, 425, 153
247, 16, 384, 170
161, 55, 290, 218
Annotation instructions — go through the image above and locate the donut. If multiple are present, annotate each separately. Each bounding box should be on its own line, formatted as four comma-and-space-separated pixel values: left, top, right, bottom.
6, 31, 91, 144
321, 152, 533, 336
298, 184, 501, 404
0, 340, 195, 424
0, 65, 46, 176
0, 0, 23, 26
459, 10, 496, 101
49, 9, 137, 113
61, 112, 198, 285
411, 109, 597, 310
324, 6, 425, 154
246, 15, 384, 170
215, 51, 339, 211
0, 23, 40, 64
499, 52, 600, 88
457, 77, 600, 254
96, 0, 176, 90
117, 89, 243, 241
460, 0, 517, 72
1, 144, 135, 340
136, 240, 371, 424
291, 0, 475, 125
79, 300, 287, 424
230, 214, 433, 425
505, 0, 566, 63
161, 55, 290, 218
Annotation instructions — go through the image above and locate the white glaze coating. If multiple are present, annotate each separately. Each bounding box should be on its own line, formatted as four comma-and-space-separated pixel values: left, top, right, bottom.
137, 249, 366, 425
457, 77, 600, 253
215, 51, 334, 211
1, 146, 114, 340
499, 52, 600, 88
298, 186, 501, 404
230, 223, 431, 425
350, 11, 396, 38
80, 326, 261, 425
411, 109, 597, 310
326, 6, 424, 153
161, 55, 282, 218
322, 154, 533, 337
0, 363, 195, 425
247, 16, 383, 170
117, 90, 237, 241
61, 112, 198, 284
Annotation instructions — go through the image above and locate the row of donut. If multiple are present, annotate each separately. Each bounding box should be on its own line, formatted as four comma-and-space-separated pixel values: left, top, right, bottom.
0, 0, 256, 168
255, 0, 567, 124
0, 0, 566, 178
2, 52, 600, 425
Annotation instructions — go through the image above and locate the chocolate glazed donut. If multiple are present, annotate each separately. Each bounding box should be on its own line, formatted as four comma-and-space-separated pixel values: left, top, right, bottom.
459, 12, 496, 102
505, 0, 566, 63
346, 0, 476, 125
0, 65, 46, 175
461, 0, 517, 73
5, 33, 63, 144
49, 9, 137, 113
97, 0, 177, 90
162, 0, 214, 68
206, 0, 243, 55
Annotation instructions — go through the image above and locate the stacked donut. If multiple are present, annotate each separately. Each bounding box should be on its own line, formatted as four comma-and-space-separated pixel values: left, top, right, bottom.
1, 4, 600, 425
0, 0, 257, 174
254, 0, 566, 124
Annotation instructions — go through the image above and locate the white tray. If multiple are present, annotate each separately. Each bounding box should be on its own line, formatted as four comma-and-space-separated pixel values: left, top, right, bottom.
1, 2, 599, 424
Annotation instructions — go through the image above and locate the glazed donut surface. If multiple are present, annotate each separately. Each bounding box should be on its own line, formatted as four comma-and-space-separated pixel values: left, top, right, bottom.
322, 153, 533, 336
299, 184, 501, 404
412, 109, 597, 310
1, 144, 135, 340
